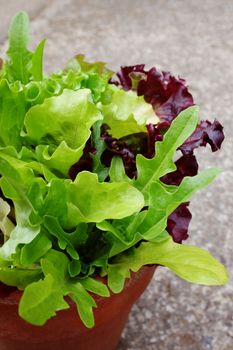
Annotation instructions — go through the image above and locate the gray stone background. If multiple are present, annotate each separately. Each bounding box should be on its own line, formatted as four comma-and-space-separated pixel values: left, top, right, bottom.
0, 0, 232, 349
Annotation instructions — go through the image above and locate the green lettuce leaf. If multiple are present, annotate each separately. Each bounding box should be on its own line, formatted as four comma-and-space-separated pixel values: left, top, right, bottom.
19, 273, 70, 326
20, 230, 52, 265
40, 178, 68, 226
0, 153, 41, 259
19, 250, 109, 327
0, 151, 80, 259
81, 277, 110, 297
31, 39, 46, 81
0, 265, 42, 289
107, 236, 228, 293
0, 197, 15, 240
25, 89, 102, 175
68, 54, 113, 77
25, 89, 101, 148
0, 79, 27, 149
0, 200, 40, 260
100, 85, 159, 138
0, 150, 36, 197
133, 168, 221, 240
66, 171, 144, 225
43, 216, 80, 260
109, 156, 131, 183
135, 106, 199, 200
67, 55, 114, 103
5, 11, 32, 84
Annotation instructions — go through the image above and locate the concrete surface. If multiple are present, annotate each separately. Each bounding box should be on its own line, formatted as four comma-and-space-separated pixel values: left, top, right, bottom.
0, 0, 48, 42
0, 0, 232, 349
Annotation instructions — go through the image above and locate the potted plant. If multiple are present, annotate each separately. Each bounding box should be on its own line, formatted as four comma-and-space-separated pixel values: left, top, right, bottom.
0, 11, 228, 350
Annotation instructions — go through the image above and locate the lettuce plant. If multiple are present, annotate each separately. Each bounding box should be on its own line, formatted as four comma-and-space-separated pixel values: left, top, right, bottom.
0, 12, 228, 328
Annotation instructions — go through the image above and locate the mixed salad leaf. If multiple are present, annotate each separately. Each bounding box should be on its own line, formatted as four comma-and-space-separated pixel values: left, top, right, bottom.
0, 11, 227, 328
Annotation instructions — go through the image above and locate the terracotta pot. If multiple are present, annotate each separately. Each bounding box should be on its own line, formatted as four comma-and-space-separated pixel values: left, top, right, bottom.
0, 265, 156, 350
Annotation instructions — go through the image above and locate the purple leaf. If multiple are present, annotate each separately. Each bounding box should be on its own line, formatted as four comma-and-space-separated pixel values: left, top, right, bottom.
101, 133, 136, 178
69, 139, 94, 180
112, 64, 146, 91
180, 119, 224, 154
146, 123, 163, 158
161, 154, 198, 186
137, 67, 194, 124
167, 203, 192, 243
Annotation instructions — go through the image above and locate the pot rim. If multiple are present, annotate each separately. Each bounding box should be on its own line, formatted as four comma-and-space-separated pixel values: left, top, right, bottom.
0, 265, 157, 306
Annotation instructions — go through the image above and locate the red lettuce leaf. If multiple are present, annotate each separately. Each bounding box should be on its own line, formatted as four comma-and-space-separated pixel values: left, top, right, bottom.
180, 119, 224, 154
167, 203, 192, 243
112, 65, 194, 124
146, 123, 163, 158
138, 67, 194, 124
161, 154, 198, 186
101, 132, 136, 178
114, 64, 146, 91
69, 139, 94, 180
161, 154, 198, 242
